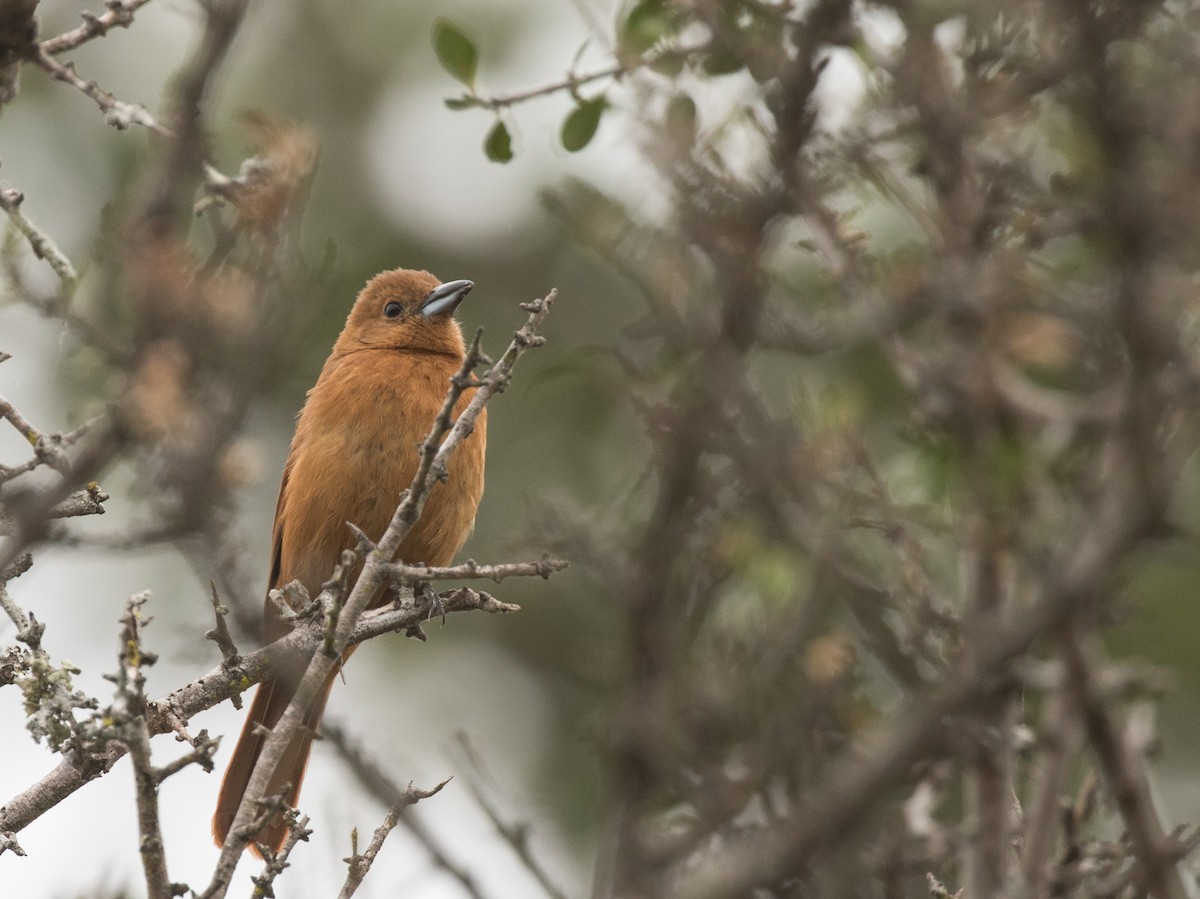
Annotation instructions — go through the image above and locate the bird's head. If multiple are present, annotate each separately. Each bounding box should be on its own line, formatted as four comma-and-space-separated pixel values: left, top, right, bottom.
333, 268, 472, 359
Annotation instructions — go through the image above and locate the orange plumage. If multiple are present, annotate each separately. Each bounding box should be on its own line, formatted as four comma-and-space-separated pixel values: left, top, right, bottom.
212, 269, 486, 853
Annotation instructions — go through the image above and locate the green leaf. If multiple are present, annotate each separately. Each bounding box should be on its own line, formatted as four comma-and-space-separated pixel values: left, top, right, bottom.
561, 98, 607, 153
432, 18, 478, 88
618, 0, 675, 57
443, 97, 474, 111
484, 120, 513, 163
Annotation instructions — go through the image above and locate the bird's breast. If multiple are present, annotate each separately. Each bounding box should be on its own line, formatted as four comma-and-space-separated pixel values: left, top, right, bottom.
276, 350, 486, 598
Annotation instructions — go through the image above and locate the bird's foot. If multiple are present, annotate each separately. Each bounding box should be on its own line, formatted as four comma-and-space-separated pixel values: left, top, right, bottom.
417, 580, 447, 626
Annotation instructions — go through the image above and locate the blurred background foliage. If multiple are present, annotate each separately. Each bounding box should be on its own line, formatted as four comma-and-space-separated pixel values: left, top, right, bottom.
4, 0, 1200, 896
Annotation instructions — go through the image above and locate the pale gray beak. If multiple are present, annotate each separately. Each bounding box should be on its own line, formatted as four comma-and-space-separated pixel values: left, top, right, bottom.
420, 279, 474, 317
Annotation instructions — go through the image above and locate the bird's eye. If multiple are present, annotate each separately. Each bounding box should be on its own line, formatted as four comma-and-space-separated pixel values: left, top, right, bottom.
383, 301, 403, 319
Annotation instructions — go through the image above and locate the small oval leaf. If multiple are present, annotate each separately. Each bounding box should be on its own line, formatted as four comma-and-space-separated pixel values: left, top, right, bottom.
561, 98, 607, 153
484, 120, 514, 163
618, 0, 674, 57
433, 18, 478, 88
444, 97, 474, 111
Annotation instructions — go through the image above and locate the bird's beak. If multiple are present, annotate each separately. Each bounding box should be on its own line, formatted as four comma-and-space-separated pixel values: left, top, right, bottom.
420, 279, 474, 318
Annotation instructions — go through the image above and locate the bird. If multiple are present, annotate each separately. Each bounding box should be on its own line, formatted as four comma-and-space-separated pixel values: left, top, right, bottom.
212, 268, 486, 854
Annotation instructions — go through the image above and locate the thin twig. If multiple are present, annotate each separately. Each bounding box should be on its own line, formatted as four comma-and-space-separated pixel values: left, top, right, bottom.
205, 581, 240, 668
384, 555, 568, 586
0, 581, 32, 637
40, 0, 157, 55
0, 486, 110, 535
323, 721, 494, 899
337, 779, 451, 899
0, 247, 133, 363
29, 45, 173, 136
249, 811, 312, 899
0, 187, 79, 289
115, 592, 177, 899
449, 41, 709, 111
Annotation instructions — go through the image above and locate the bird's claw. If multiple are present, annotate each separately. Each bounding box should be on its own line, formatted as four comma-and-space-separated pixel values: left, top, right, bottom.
418, 581, 446, 626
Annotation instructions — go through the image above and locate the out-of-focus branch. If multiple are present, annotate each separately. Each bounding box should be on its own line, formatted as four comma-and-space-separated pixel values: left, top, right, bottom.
29, 44, 172, 135
453, 734, 570, 899
384, 555, 568, 586
666, 464, 1168, 899
1062, 629, 1190, 899
40, 0, 155, 54
0, 0, 36, 108
0, 185, 78, 289
0, 245, 133, 363
447, 41, 709, 112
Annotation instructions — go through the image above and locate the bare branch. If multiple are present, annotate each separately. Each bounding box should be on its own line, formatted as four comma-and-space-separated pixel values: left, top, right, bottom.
204, 581, 240, 669
384, 555, 568, 586
0, 584, 524, 840
249, 811, 312, 898
0, 186, 79, 289
114, 594, 170, 896
323, 721, 495, 899
40, 0, 156, 55
29, 45, 173, 136
337, 779, 450, 899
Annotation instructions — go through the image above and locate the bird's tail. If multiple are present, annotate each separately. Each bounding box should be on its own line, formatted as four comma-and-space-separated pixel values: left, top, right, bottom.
211, 664, 339, 856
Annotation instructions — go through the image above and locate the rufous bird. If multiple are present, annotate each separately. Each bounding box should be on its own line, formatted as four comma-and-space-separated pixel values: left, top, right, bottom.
212, 269, 486, 853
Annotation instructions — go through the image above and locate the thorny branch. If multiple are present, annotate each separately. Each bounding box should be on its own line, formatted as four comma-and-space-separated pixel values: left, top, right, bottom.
249, 810, 312, 898
323, 721, 495, 899
0, 2, 567, 898
114, 592, 175, 899
337, 778, 450, 899
0, 583, 529, 843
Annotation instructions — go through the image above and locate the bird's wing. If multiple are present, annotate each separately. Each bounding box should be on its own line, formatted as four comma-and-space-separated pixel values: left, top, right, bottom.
263, 430, 303, 640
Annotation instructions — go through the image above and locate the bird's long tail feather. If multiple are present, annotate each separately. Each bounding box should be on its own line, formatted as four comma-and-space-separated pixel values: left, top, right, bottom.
211, 664, 339, 856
